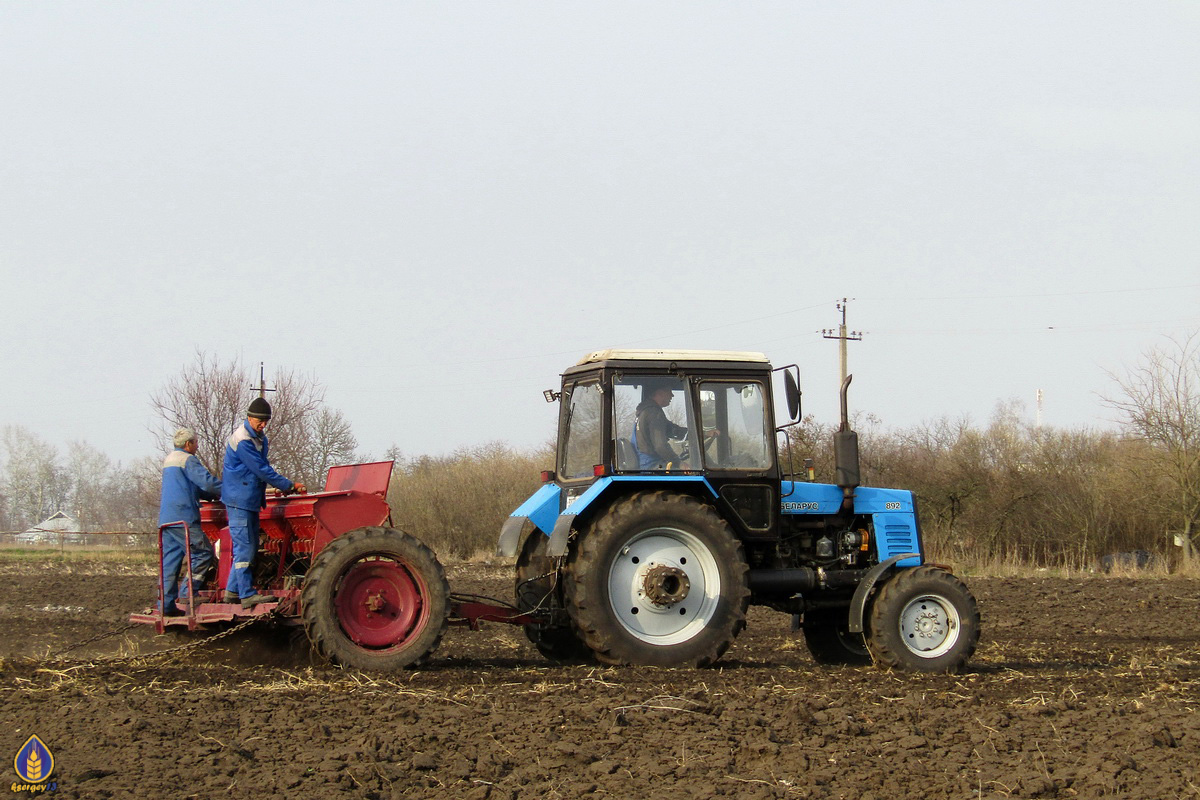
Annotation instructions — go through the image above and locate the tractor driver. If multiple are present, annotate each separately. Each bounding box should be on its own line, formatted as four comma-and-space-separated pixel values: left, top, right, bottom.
159, 427, 221, 615
631, 381, 717, 470
221, 397, 307, 609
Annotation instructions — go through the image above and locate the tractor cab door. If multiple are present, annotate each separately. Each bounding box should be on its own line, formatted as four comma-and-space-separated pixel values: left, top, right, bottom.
695, 379, 779, 538
611, 374, 698, 472
558, 378, 606, 483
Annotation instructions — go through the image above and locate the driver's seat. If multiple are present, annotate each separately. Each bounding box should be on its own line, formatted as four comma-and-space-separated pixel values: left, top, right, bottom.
616, 437, 639, 471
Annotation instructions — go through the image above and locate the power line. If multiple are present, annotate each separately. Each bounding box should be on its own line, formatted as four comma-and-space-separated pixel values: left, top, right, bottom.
821, 298, 863, 384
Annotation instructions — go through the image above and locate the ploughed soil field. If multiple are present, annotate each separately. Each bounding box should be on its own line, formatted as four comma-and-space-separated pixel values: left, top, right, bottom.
1, 558, 1198, 800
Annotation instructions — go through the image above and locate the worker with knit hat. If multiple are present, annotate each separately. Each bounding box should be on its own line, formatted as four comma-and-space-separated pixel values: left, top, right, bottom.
221, 397, 307, 609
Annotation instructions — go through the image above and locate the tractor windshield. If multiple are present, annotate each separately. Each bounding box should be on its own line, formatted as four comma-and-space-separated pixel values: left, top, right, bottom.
612, 375, 698, 471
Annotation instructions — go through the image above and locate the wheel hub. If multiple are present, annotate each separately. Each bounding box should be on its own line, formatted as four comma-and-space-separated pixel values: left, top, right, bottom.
899, 595, 959, 656
608, 528, 721, 645
335, 560, 425, 649
641, 563, 691, 606
911, 609, 944, 639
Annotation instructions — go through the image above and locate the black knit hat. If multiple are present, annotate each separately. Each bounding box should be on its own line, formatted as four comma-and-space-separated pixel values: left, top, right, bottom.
247, 397, 273, 420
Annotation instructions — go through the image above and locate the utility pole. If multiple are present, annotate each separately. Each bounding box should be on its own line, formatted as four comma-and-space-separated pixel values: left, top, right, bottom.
821, 298, 863, 384
253, 362, 278, 400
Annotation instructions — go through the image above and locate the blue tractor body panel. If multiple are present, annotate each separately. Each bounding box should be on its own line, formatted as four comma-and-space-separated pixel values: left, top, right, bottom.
498, 475, 720, 557
778, 482, 921, 567
510, 483, 561, 536
502, 477, 920, 566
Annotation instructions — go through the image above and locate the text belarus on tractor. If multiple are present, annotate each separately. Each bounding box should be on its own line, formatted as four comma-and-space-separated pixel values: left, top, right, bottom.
499, 349, 980, 671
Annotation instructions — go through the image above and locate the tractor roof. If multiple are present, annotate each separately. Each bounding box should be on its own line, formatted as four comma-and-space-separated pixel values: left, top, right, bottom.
576, 349, 770, 366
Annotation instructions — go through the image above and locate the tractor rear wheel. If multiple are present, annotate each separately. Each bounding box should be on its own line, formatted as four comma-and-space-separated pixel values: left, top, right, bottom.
301, 527, 449, 670
515, 532, 593, 663
865, 565, 979, 673
802, 608, 871, 665
565, 491, 749, 667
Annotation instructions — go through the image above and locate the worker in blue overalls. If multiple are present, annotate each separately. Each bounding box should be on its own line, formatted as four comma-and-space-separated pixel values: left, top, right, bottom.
159, 427, 221, 615
221, 397, 306, 609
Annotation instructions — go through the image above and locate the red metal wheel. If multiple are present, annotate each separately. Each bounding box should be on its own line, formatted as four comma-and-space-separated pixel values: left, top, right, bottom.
302, 527, 449, 670
334, 558, 428, 650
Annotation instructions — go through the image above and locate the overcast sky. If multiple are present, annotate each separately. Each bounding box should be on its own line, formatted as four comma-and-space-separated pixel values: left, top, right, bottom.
2, 2, 1197, 467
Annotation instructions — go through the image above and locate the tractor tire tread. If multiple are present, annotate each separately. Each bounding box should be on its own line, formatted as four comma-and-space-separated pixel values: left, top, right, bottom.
301, 526, 449, 671
565, 490, 749, 667
866, 564, 980, 673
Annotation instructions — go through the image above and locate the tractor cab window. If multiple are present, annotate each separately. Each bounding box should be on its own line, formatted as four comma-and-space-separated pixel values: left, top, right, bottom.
698, 381, 771, 471
560, 381, 604, 479
612, 375, 698, 471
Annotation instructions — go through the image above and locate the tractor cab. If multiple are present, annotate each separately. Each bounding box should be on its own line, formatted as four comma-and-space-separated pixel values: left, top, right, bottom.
500, 350, 801, 559
550, 349, 799, 534
558, 349, 790, 476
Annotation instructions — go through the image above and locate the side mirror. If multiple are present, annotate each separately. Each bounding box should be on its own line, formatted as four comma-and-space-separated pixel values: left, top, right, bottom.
784, 369, 801, 422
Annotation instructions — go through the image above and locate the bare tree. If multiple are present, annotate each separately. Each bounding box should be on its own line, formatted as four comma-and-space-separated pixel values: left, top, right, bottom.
149, 351, 353, 485
0, 426, 67, 530
64, 441, 114, 531
286, 408, 360, 489
150, 351, 249, 474
1104, 332, 1200, 560
252, 367, 327, 482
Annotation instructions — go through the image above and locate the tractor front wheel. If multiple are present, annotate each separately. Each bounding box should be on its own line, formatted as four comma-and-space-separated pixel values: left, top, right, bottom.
565, 491, 749, 667
865, 565, 980, 673
301, 527, 449, 670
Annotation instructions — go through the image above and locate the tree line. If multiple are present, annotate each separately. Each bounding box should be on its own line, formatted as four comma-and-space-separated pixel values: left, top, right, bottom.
0, 353, 362, 533
2, 338, 1197, 570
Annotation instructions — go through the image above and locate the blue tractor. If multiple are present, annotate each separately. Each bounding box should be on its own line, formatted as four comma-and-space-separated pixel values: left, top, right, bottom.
498, 349, 980, 671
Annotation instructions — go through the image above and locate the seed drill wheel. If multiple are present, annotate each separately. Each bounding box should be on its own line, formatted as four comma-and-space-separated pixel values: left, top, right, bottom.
865, 565, 980, 673
565, 491, 749, 667
301, 527, 449, 670
802, 608, 871, 666
515, 531, 593, 663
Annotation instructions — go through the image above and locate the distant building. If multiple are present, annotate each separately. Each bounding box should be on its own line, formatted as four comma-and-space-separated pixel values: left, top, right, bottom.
15, 511, 84, 545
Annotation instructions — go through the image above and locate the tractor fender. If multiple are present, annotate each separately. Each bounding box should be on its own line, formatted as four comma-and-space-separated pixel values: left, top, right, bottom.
497, 483, 561, 557
500, 476, 720, 558
847, 553, 921, 633
547, 476, 720, 556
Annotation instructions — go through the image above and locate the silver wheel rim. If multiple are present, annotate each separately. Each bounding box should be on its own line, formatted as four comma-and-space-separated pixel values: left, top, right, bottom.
607, 527, 721, 645
898, 593, 961, 658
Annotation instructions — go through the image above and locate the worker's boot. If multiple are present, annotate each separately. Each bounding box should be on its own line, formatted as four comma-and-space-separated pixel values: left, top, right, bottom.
221, 591, 239, 604
241, 593, 280, 609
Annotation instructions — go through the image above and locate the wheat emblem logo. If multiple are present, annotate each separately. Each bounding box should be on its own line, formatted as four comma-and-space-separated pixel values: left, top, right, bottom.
13, 734, 54, 784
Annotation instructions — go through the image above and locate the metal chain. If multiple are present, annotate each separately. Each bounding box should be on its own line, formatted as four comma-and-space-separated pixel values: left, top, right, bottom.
53, 622, 142, 657
43, 611, 279, 667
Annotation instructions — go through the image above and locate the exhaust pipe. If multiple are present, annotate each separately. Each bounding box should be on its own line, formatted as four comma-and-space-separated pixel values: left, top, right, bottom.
834, 375, 860, 511
748, 567, 864, 596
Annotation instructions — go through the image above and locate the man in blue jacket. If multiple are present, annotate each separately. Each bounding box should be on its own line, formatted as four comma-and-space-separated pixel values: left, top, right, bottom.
221, 397, 307, 609
159, 427, 221, 615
